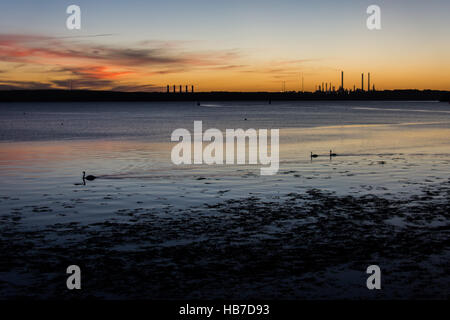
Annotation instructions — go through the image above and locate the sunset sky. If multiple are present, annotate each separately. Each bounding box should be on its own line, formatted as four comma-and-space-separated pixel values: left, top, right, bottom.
1, 0, 449, 92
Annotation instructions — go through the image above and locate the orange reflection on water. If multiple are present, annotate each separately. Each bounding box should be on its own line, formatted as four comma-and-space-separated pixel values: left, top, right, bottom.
0, 122, 449, 176
281, 123, 450, 159
0, 140, 171, 175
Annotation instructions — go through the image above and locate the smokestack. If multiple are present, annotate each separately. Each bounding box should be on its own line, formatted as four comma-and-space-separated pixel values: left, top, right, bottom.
325, 83, 328, 92
341, 71, 344, 90
179, 85, 182, 93
368, 73, 371, 92
191, 85, 194, 93
361, 73, 364, 91
185, 85, 188, 93
173, 85, 176, 93
167, 85, 169, 93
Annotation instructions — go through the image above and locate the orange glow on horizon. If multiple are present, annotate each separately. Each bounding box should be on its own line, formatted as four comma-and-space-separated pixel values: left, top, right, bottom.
0, 32, 449, 92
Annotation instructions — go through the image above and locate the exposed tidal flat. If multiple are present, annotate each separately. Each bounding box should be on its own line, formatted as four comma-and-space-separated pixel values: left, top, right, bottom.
0, 101, 449, 299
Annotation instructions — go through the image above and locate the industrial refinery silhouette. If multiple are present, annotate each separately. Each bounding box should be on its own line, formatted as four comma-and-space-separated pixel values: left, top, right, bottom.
0, 70, 449, 102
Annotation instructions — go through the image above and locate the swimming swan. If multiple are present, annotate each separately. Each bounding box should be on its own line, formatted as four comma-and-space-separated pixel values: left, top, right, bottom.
83, 171, 97, 181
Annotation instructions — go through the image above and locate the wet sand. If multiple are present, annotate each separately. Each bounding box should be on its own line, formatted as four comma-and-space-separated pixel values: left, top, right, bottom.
1, 176, 449, 299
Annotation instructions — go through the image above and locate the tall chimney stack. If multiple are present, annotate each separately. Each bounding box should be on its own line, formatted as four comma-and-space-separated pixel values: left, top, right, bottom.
191, 85, 194, 93
173, 85, 176, 93
341, 71, 344, 90
368, 73, 371, 92
361, 73, 364, 92
167, 85, 169, 93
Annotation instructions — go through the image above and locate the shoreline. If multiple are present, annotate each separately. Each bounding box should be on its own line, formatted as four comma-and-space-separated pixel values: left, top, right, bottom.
0, 89, 449, 103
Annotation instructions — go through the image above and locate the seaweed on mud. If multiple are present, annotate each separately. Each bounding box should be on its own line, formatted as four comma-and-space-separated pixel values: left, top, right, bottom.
0, 182, 449, 299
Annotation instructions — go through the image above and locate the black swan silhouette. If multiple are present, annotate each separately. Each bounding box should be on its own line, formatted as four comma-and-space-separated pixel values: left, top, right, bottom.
83, 171, 97, 181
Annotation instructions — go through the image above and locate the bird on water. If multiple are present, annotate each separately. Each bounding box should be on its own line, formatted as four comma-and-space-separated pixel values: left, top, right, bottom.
310, 152, 318, 158
83, 171, 97, 181
330, 150, 337, 157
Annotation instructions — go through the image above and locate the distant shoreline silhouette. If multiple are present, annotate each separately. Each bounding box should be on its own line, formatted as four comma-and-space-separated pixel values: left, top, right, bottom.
0, 89, 449, 102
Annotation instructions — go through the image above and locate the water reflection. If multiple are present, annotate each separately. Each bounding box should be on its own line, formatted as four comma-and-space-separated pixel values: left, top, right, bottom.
1, 122, 449, 181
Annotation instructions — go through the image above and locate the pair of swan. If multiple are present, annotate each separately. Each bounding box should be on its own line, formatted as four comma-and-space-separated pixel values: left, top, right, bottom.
311, 150, 337, 158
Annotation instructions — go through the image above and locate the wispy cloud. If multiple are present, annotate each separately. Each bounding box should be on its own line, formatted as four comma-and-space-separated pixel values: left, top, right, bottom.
0, 80, 54, 90
0, 33, 321, 91
0, 34, 241, 68
0, 33, 243, 90
54, 66, 135, 80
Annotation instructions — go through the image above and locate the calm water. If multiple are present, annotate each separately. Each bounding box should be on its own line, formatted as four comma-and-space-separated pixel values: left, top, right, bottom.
0, 100, 450, 226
